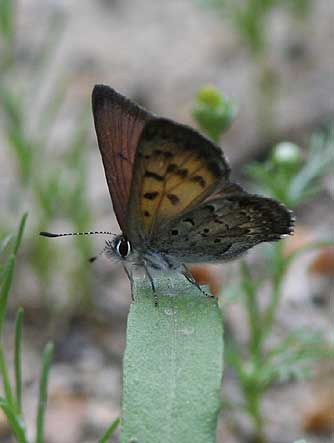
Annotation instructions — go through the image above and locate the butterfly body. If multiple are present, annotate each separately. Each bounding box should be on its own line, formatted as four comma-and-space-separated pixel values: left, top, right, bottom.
92, 85, 294, 295
107, 234, 182, 272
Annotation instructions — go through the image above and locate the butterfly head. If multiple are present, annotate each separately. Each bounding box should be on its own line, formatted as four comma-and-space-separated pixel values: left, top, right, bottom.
106, 234, 133, 261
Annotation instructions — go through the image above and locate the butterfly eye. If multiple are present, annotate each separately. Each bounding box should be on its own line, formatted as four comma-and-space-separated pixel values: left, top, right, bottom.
116, 238, 131, 258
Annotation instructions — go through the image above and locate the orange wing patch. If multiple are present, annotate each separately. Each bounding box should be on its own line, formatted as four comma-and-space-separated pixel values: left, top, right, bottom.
139, 142, 218, 225
127, 119, 229, 238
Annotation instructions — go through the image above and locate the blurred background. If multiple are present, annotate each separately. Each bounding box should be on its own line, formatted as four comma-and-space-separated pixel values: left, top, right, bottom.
0, 0, 333, 442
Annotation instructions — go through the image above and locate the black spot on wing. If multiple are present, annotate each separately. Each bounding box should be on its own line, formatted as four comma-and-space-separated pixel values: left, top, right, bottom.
175, 168, 188, 178
166, 164, 188, 178
191, 175, 206, 188
166, 164, 178, 173
145, 170, 164, 181
167, 194, 180, 205
144, 192, 159, 200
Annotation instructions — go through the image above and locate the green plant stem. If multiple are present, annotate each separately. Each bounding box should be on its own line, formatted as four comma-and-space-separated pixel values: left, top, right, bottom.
256, 54, 277, 139
239, 261, 268, 442
228, 348, 266, 441
263, 243, 286, 335
242, 263, 263, 361
264, 278, 283, 335
245, 390, 265, 443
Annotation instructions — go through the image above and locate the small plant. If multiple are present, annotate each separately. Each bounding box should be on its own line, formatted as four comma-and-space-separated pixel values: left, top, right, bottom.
0, 215, 120, 442
0, 214, 54, 443
247, 132, 334, 207
193, 89, 334, 442
0, 0, 94, 309
195, 0, 313, 137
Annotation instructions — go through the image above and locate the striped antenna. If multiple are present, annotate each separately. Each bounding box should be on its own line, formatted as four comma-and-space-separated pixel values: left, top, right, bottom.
40, 231, 115, 238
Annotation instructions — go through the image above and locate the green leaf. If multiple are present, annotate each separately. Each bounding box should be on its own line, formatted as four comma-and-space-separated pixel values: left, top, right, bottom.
121, 275, 224, 443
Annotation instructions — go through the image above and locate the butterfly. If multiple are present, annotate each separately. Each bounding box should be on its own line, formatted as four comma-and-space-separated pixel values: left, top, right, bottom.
91, 85, 294, 293
41, 84, 294, 300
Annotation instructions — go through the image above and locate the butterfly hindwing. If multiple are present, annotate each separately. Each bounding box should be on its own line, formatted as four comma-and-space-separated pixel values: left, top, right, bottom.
150, 192, 294, 262
125, 118, 231, 241
92, 85, 151, 233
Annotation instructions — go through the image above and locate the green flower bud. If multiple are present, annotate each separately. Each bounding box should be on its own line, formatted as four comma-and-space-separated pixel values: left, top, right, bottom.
193, 85, 237, 143
196, 85, 221, 107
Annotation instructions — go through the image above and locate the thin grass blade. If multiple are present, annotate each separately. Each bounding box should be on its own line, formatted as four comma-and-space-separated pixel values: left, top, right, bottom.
98, 417, 120, 443
36, 342, 54, 443
14, 307, 24, 414
0, 398, 27, 443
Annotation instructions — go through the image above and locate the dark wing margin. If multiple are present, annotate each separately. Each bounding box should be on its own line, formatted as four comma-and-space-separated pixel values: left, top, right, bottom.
92, 84, 152, 233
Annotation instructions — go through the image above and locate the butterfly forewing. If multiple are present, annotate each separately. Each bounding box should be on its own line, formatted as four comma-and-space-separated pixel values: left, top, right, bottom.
150, 192, 293, 263
91, 84, 294, 270
92, 85, 152, 233
125, 118, 231, 241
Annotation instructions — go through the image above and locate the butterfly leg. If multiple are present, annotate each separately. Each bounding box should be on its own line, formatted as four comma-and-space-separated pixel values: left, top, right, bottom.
123, 264, 135, 301
143, 263, 159, 307
182, 265, 213, 298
